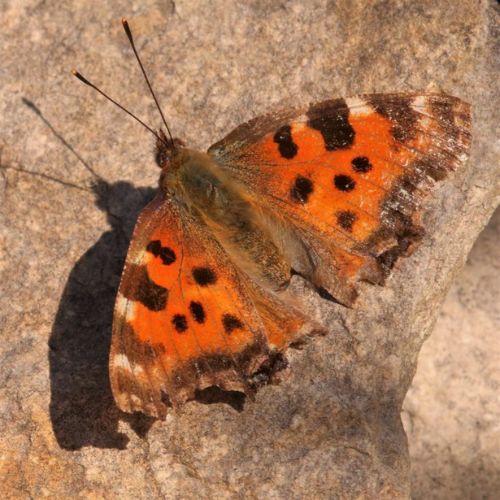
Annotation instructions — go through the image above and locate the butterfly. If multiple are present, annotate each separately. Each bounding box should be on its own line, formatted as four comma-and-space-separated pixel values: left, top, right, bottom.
75, 20, 471, 419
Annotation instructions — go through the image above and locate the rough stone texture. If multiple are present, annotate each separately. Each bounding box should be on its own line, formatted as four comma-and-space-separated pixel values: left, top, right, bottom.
0, 1, 498, 498
403, 207, 500, 500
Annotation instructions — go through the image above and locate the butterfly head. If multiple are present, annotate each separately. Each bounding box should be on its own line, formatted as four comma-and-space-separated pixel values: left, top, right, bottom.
155, 129, 186, 170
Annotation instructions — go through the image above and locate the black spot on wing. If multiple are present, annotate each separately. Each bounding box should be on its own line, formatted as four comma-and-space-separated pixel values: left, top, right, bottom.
273, 125, 298, 159
307, 99, 355, 150
159, 248, 176, 265
336, 210, 357, 231
334, 174, 356, 192
147, 240, 176, 265
222, 314, 243, 334
121, 264, 168, 312
146, 240, 162, 255
351, 156, 372, 173
189, 301, 206, 324
290, 175, 314, 203
172, 314, 188, 333
192, 267, 217, 286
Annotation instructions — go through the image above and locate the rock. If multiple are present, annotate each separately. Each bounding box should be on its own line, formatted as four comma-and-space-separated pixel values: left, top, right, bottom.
403, 207, 500, 499
0, 1, 498, 498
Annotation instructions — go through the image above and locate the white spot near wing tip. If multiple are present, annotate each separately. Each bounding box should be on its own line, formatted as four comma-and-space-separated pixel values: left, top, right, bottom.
412, 95, 428, 110
112, 353, 145, 377
115, 293, 136, 321
129, 250, 149, 266
113, 353, 132, 369
112, 353, 132, 371
292, 122, 306, 132
412, 96, 432, 128
345, 97, 374, 116
115, 293, 128, 316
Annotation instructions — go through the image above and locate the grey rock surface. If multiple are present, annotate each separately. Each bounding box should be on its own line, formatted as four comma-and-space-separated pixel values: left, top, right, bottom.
0, 1, 498, 498
403, 207, 500, 500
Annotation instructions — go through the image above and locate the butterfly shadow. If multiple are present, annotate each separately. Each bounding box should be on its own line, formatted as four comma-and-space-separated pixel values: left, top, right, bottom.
18, 96, 159, 449
49, 178, 159, 450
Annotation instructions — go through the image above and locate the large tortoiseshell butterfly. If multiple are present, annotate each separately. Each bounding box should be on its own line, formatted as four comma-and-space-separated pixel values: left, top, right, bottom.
74, 19, 471, 418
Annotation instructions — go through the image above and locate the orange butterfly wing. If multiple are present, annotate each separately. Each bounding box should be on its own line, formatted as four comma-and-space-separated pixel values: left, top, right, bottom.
209, 94, 471, 305
110, 193, 312, 418
111, 94, 471, 418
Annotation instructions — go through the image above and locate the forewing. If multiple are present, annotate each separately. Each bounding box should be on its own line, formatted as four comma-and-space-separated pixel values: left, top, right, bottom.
209, 94, 471, 305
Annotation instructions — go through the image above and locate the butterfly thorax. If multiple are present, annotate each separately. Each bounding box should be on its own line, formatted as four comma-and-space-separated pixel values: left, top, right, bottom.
161, 147, 290, 290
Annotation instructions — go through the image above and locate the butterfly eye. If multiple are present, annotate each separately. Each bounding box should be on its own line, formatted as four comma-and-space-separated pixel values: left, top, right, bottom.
155, 144, 170, 168
155, 135, 177, 169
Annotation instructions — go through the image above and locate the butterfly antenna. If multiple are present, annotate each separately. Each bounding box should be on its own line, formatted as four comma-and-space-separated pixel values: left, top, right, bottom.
71, 70, 168, 146
121, 17, 175, 149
